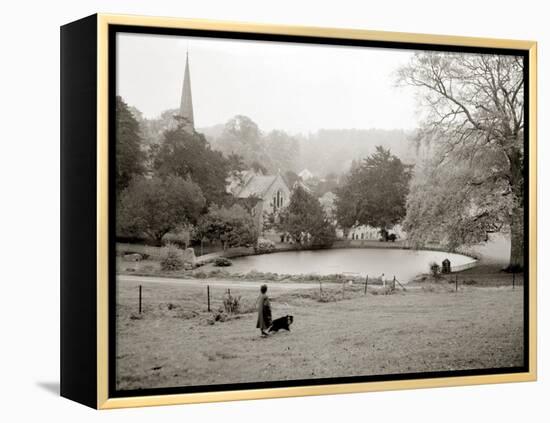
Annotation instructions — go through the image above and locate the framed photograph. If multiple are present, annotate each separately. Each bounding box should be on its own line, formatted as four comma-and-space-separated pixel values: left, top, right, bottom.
60, 14, 537, 409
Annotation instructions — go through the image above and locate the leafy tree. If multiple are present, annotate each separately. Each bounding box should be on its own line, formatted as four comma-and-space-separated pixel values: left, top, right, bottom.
152, 117, 232, 205
398, 52, 525, 268
250, 160, 268, 175
276, 186, 336, 248
335, 146, 411, 231
136, 107, 179, 146
196, 204, 258, 250
283, 170, 300, 190
116, 96, 146, 194
314, 172, 340, 197
117, 175, 205, 245
404, 160, 511, 251
264, 130, 300, 173
216, 116, 299, 174
226, 153, 246, 174
217, 115, 266, 166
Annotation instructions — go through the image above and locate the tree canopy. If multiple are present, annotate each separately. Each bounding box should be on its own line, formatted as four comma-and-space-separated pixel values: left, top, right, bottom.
152, 117, 234, 205
276, 186, 336, 248
115, 96, 146, 194
335, 146, 411, 231
117, 175, 206, 244
404, 160, 511, 250
196, 204, 258, 250
398, 52, 524, 268
217, 115, 265, 167
214, 115, 300, 174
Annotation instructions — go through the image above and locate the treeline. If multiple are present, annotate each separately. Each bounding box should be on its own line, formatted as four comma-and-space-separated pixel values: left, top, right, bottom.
133, 110, 301, 177
134, 106, 416, 180
298, 128, 415, 177
116, 97, 337, 251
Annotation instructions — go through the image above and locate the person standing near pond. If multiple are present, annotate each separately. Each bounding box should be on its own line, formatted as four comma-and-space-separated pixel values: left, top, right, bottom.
256, 284, 272, 337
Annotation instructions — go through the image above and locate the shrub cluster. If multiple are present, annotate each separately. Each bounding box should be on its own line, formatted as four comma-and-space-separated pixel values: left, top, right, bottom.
214, 257, 232, 267
160, 243, 185, 271
223, 292, 241, 314
254, 238, 276, 254
429, 261, 441, 278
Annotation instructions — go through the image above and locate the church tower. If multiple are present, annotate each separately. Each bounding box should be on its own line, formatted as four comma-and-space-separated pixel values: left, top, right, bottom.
179, 51, 195, 132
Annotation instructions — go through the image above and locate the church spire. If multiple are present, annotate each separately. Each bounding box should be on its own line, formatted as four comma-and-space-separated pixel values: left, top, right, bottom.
179, 50, 195, 132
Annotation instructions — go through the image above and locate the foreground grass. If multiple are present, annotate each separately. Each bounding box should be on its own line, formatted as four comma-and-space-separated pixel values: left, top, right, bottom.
116, 276, 524, 391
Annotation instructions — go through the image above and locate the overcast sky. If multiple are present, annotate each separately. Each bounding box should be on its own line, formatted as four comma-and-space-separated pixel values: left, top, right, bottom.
116, 32, 420, 134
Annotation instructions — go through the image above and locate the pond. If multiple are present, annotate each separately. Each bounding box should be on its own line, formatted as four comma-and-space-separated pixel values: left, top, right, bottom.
226, 248, 477, 283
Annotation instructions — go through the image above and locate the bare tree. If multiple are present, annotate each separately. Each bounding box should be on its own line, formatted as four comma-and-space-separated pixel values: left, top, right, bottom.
398, 52, 524, 269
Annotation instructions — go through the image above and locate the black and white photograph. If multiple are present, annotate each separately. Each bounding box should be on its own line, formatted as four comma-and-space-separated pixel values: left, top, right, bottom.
6, 0, 550, 419
113, 29, 528, 393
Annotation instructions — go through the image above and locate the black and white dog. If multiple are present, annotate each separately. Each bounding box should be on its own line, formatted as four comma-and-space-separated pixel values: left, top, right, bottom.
268, 315, 294, 332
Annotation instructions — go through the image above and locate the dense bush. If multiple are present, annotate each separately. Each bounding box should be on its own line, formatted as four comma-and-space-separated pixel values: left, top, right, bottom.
196, 204, 258, 250
214, 257, 232, 267
163, 230, 190, 249
429, 261, 441, 278
254, 238, 276, 254
160, 243, 185, 271
117, 175, 205, 245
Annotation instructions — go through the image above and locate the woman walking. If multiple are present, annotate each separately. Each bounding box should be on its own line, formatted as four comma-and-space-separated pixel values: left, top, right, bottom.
256, 284, 272, 337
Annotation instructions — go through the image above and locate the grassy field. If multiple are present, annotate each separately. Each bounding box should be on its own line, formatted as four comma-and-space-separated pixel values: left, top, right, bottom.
116, 276, 524, 391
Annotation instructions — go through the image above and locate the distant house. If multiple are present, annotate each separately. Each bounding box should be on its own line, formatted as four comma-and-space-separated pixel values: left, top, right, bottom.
348, 225, 380, 241
298, 168, 314, 181
348, 224, 406, 241
227, 170, 291, 234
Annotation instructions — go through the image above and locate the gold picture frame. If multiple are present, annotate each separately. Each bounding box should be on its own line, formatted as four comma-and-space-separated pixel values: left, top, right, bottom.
61, 13, 537, 409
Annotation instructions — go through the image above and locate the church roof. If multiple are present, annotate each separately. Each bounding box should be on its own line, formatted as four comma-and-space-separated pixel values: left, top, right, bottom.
179, 52, 194, 131
236, 175, 280, 199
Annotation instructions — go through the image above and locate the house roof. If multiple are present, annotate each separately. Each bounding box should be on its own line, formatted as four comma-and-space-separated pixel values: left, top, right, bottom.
236, 175, 279, 199
292, 179, 313, 194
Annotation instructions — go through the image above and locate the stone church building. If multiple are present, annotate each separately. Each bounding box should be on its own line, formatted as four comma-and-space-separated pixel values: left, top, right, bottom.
227, 170, 291, 236
180, 52, 291, 236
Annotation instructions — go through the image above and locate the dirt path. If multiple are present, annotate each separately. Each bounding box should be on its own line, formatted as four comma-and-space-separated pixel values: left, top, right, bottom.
118, 274, 342, 290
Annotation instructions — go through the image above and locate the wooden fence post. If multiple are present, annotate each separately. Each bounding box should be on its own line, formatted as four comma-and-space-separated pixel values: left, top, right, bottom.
139, 285, 142, 314
455, 274, 458, 292
319, 281, 323, 297
207, 285, 211, 312
364, 275, 368, 295
512, 272, 515, 290
394, 278, 407, 291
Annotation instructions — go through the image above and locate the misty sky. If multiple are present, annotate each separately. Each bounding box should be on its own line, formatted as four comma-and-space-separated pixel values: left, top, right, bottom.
116, 32, 421, 134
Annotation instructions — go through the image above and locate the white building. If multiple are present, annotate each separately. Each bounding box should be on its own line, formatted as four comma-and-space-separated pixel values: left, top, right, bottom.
348, 224, 406, 241
298, 168, 314, 181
